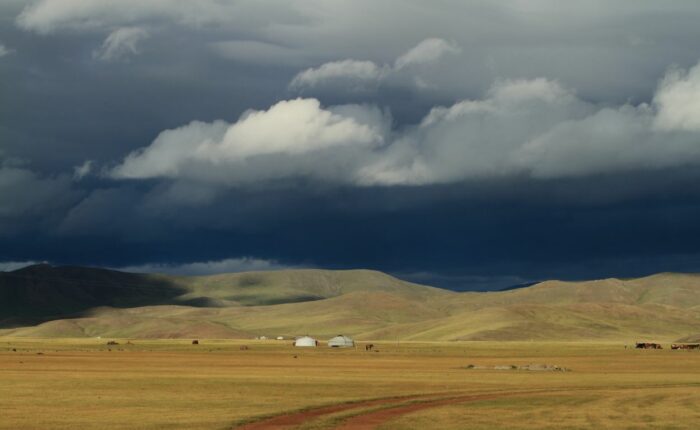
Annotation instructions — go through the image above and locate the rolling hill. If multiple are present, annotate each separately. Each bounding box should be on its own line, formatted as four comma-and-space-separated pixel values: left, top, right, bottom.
1, 265, 699, 341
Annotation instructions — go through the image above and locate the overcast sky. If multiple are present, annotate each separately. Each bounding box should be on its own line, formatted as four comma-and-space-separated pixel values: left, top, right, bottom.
3, 0, 700, 289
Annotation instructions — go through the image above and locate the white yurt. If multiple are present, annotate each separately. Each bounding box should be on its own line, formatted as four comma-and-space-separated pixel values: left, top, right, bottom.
294, 336, 318, 347
327, 335, 354, 348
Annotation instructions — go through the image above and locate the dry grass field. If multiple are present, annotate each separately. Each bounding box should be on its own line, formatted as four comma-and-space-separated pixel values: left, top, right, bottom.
1, 338, 699, 429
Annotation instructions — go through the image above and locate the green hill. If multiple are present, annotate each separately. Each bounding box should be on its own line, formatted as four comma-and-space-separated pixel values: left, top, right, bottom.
1, 265, 700, 341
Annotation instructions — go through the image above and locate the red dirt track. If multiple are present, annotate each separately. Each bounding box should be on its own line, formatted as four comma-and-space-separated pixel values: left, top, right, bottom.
234, 393, 436, 429
235, 390, 531, 429
336, 392, 522, 429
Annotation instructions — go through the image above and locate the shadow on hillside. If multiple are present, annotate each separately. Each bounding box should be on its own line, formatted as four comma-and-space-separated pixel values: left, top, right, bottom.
0, 264, 189, 329
227, 294, 326, 306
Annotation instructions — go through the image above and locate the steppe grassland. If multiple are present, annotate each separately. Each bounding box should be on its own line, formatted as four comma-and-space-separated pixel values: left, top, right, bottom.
0, 338, 698, 429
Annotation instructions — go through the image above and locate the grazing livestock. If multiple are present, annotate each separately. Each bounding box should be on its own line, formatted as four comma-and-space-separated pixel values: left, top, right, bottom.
671, 344, 700, 350
635, 342, 662, 349
106, 341, 119, 346
240, 345, 249, 350
365, 344, 374, 351
192, 340, 199, 345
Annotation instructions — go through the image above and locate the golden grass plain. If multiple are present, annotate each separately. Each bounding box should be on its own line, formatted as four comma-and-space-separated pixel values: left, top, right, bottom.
1, 338, 699, 429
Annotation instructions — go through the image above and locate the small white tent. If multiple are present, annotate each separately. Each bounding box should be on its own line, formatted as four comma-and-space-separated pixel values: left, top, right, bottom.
328, 335, 354, 348
294, 336, 318, 347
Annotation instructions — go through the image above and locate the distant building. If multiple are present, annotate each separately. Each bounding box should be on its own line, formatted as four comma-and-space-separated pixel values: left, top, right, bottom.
327, 335, 354, 348
294, 336, 318, 347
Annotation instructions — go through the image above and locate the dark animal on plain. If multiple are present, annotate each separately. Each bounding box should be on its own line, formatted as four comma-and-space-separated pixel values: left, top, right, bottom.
365, 344, 374, 351
192, 340, 199, 345
106, 341, 119, 346
636, 342, 662, 349
672, 343, 700, 350
240, 345, 249, 350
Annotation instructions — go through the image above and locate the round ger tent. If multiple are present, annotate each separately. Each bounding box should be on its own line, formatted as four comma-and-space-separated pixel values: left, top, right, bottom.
328, 335, 354, 348
294, 336, 318, 347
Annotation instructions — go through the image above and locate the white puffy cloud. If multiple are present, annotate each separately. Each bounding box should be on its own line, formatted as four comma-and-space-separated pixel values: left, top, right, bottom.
654, 63, 700, 132
289, 38, 460, 92
93, 27, 149, 62
110, 61, 700, 188
360, 75, 700, 185
118, 257, 293, 276
394, 38, 460, 70
111, 98, 386, 182
357, 79, 591, 184
289, 60, 387, 91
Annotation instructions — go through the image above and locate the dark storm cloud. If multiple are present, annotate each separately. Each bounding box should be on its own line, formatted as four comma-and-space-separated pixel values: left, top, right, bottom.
4, 1, 700, 289
0, 161, 81, 234
5, 172, 700, 290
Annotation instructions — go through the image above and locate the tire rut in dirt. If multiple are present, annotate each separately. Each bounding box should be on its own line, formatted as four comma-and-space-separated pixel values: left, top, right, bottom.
234, 393, 444, 429
334, 391, 534, 430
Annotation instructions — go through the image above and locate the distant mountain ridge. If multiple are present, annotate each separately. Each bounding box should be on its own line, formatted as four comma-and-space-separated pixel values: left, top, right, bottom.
1, 265, 700, 342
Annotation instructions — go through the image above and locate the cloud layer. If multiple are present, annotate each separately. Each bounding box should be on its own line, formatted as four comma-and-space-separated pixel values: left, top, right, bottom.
289, 38, 460, 93
118, 257, 291, 276
111, 98, 386, 184
16, 0, 289, 34
8, 1, 700, 288
110, 61, 700, 187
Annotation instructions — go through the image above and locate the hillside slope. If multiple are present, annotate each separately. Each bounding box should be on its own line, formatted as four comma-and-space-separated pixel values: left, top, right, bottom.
0, 265, 185, 326
0, 264, 444, 326
2, 266, 700, 341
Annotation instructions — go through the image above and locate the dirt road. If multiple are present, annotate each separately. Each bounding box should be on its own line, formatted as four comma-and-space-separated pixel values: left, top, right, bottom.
234, 393, 438, 429
335, 392, 525, 429
234, 390, 530, 429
